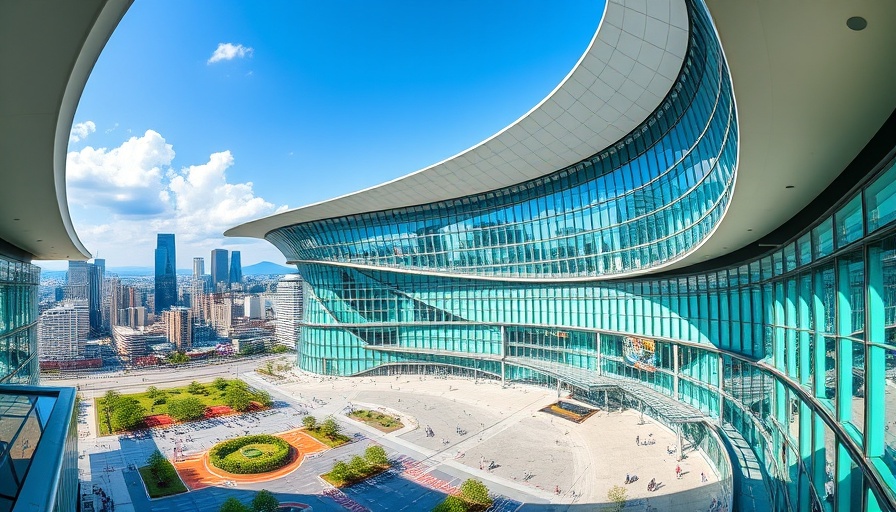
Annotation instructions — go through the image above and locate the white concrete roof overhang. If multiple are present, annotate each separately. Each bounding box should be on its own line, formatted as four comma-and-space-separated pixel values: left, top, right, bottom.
227, 0, 691, 238
665, 1, 896, 270
230, 1, 896, 278
0, 0, 131, 261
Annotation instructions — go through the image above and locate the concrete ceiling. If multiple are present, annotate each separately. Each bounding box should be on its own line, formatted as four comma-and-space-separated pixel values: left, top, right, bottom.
665, 0, 896, 270
0, 0, 131, 261
227, 0, 689, 238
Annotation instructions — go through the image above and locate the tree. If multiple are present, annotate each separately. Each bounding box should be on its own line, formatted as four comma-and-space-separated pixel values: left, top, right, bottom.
212, 377, 229, 390
147, 450, 168, 484
302, 415, 317, 430
348, 455, 369, 477
146, 450, 172, 487
146, 386, 162, 399
225, 385, 252, 412
187, 381, 206, 395
168, 351, 190, 364
459, 479, 492, 508
606, 485, 627, 512
251, 489, 279, 512
320, 417, 340, 439
364, 445, 388, 467
167, 397, 206, 422
102, 390, 121, 412
220, 497, 250, 512
111, 397, 145, 431
329, 460, 350, 483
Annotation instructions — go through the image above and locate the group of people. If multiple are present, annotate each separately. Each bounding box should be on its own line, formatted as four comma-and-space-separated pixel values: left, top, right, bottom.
635, 434, 656, 446
625, 473, 659, 492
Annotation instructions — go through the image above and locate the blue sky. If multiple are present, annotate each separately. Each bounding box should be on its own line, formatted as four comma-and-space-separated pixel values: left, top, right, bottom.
44, 1, 603, 270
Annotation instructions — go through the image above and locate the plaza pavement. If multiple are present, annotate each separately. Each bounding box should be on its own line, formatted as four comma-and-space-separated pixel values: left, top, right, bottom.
56, 363, 726, 511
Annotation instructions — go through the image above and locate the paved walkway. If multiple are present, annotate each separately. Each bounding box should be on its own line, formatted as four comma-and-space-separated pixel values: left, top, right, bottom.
69, 366, 727, 511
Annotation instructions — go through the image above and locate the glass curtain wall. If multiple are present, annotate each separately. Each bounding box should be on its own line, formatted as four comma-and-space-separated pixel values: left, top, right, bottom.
267, 0, 737, 280
0, 257, 40, 385
265, 0, 896, 509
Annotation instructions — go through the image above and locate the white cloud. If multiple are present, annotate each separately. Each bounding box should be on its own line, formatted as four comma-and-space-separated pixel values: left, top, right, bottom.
208, 43, 253, 64
67, 130, 173, 216
63, 130, 287, 267
167, 150, 287, 241
69, 121, 96, 142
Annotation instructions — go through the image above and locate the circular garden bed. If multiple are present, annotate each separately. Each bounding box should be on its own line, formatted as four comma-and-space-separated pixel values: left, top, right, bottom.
209, 434, 292, 474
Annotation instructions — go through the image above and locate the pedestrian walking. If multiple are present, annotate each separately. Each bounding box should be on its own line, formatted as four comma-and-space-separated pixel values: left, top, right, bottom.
636, 435, 640, 445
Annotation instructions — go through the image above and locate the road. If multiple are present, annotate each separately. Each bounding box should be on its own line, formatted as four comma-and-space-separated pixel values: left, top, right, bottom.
44, 354, 287, 397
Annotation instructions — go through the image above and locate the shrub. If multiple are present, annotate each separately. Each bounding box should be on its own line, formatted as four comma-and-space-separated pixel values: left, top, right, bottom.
213, 377, 229, 390
251, 489, 279, 512
302, 415, 317, 430
432, 496, 469, 512
209, 435, 291, 474
168, 397, 207, 422
225, 385, 252, 412
253, 389, 273, 407
364, 445, 388, 467
459, 479, 492, 508
606, 485, 627, 512
220, 497, 250, 512
348, 455, 369, 476
146, 386, 162, 399
330, 460, 350, 483
320, 417, 340, 438
187, 381, 207, 395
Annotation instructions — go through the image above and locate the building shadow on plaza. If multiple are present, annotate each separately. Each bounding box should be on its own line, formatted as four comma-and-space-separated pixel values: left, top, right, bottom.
82, 424, 730, 512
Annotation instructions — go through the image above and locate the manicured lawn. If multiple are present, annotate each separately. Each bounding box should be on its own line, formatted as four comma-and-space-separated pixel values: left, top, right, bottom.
137, 465, 188, 498
304, 428, 351, 448
221, 443, 281, 465
348, 409, 404, 432
95, 379, 251, 436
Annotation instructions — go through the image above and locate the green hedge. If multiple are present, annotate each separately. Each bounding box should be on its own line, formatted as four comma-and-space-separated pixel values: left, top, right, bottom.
209, 435, 291, 474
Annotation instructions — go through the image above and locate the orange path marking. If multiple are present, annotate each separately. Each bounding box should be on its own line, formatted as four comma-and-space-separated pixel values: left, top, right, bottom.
173, 428, 329, 490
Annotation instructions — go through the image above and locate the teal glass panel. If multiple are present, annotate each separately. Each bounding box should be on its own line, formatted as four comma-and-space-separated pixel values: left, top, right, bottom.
866, 160, 896, 232
813, 218, 834, 259
835, 195, 864, 249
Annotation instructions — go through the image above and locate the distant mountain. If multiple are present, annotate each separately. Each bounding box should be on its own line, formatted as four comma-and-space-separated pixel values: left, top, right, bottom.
242, 261, 295, 275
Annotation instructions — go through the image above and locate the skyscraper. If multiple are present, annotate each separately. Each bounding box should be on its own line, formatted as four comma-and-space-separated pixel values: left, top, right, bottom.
193, 257, 204, 279
65, 260, 90, 300
229, 250, 242, 287
154, 233, 177, 313
274, 274, 303, 350
87, 261, 103, 335
211, 248, 229, 291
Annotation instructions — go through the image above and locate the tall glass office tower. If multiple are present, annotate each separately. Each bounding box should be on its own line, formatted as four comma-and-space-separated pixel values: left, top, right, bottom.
211, 248, 229, 291
229, 250, 242, 287
230, 0, 896, 510
154, 233, 177, 313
